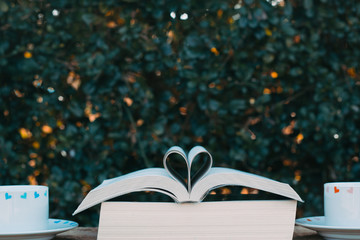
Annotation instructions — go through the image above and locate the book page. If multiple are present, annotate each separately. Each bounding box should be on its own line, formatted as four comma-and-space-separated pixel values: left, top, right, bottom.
162, 146, 214, 193
163, 146, 189, 189
73, 168, 188, 215
187, 146, 213, 189
190, 167, 303, 202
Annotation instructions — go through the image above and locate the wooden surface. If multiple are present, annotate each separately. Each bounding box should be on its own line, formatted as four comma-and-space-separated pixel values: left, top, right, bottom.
54, 226, 322, 239
293, 226, 322, 239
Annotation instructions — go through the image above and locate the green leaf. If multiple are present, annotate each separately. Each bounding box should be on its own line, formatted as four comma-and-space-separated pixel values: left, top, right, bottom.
82, 14, 97, 26
0, 1, 9, 12
209, 99, 220, 111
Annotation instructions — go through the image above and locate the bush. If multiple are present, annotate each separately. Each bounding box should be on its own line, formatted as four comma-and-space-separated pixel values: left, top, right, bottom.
1, 0, 360, 226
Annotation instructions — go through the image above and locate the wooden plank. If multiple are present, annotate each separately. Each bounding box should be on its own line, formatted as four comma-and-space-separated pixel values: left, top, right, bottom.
52, 226, 322, 240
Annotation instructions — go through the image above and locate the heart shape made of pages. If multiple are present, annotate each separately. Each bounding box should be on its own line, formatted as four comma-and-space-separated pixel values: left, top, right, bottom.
163, 146, 213, 192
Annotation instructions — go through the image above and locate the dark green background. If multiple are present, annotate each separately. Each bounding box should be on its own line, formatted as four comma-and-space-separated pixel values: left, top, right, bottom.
1, 0, 360, 226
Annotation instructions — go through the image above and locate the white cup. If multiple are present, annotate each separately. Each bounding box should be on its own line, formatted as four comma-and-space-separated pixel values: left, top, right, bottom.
324, 182, 360, 227
0, 185, 49, 232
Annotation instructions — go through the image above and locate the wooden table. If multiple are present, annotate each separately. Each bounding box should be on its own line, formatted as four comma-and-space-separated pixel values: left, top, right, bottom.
54, 226, 322, 239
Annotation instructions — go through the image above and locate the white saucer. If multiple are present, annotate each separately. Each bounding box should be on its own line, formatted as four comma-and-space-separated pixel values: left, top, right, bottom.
296, 216, 360, 240
0, 219, 78, 240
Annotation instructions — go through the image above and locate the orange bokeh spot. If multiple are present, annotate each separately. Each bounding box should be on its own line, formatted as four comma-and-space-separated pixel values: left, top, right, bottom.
19, 128, 32, 139
271, 71, 278, 78
265, 28, 272, 36
24, 51, 32, 59
106, 21, 117, 28
123, 97, 133, 106
296, 133, 304, 144
293, 35, 301, 43
347, 68, 356, 78
32, 141, 40, 149
179, 107, 187, 115
42, 125, 53, 134
263, 88, 271, 94
210, 47, 220, 56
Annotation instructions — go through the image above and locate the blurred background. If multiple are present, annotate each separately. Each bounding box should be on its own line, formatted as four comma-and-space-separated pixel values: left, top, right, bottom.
1, 0, 359, 226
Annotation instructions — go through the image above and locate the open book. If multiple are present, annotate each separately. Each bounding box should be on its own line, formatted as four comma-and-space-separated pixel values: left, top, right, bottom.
73, 146, 302, 215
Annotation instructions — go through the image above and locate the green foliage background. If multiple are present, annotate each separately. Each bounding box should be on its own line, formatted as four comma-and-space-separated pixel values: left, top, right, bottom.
1, 0, 360, 226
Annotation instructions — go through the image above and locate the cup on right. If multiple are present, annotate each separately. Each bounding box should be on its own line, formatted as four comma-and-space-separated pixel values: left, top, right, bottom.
324, 182, 360, 227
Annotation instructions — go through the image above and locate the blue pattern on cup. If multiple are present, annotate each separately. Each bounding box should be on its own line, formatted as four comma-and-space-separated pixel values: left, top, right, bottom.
5, 193, 12, 200
3, 189, 49, 200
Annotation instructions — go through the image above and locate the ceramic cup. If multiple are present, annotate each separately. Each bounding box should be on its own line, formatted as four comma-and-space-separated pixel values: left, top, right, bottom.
324, 182, 360, 227
0, 185, 49, 232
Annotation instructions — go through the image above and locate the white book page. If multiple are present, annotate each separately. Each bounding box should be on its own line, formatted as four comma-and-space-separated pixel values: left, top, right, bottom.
187, 146, 209, 166
187, 146, 213, 190
163, 146, 189, 186
162, 146, 213, 193
189, 167, 303, 202
73, 168, 188, 215
96, 168, 170, 189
